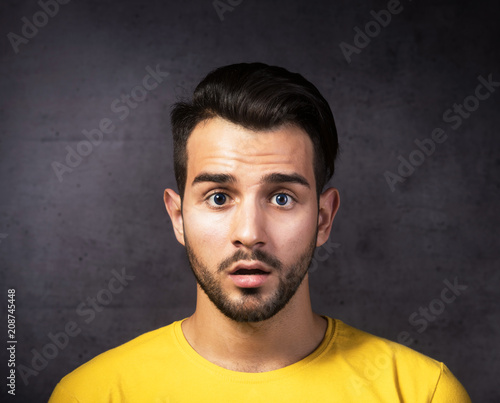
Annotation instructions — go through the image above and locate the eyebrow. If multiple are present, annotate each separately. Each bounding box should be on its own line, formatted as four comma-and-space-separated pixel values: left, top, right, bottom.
260, 173, 310, 189
192, 173, 236, 186
191, 172, 310, 189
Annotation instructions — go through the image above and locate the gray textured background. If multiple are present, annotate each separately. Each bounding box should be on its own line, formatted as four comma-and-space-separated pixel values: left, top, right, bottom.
1, 0, 499, 401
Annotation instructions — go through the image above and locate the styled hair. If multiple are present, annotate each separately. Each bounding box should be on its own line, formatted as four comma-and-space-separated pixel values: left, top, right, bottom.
170, 62, 339, 198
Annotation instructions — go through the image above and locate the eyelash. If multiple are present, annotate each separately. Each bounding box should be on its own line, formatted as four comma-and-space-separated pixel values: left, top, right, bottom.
204, 190, 296, 209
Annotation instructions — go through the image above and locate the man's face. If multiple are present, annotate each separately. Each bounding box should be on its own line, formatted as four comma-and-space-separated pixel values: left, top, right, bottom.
178, 117, 322, 322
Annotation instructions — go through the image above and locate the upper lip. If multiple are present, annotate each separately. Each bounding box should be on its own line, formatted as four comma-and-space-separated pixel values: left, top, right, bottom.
229, 262, 271, 274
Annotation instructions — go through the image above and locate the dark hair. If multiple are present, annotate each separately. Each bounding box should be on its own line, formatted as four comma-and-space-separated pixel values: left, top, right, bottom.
170, 62, 338, 198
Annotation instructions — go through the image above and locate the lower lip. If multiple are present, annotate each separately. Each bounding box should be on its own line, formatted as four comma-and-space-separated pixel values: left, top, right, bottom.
229, 273, 270, 288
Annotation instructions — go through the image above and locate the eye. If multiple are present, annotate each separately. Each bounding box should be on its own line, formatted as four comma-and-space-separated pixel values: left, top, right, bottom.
271, 193, 292, 207
207, 192, 227, 206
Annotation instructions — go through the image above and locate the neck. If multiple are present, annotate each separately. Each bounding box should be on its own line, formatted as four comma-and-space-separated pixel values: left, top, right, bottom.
181, 276, 327, 372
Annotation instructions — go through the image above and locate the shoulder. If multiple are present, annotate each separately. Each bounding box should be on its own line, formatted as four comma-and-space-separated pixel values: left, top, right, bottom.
333, 319, 440, 367
49, 320, 183, 402
72, 321, 176, 371
327, 318, 471, 402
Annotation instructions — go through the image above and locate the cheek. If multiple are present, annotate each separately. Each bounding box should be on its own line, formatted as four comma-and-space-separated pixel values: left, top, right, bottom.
268, 210, 318, 256
184, 208, 230, 248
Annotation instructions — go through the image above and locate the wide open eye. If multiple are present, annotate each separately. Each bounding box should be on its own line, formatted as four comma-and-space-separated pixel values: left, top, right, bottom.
272, 193, 291, 206
207, 192, 227, 206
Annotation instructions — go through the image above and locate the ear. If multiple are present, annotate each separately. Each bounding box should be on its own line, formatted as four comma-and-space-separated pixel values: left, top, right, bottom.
316, 187, 340, 247
164, 188, 185, 246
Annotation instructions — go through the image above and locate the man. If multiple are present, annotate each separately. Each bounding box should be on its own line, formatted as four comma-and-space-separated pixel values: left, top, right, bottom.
50, 63, 471, 401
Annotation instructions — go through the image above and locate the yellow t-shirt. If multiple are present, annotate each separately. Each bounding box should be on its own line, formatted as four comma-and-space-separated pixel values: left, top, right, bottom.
49, 317, 471, 402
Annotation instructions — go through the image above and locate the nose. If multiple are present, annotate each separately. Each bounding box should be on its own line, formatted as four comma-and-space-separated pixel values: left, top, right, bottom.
230, 197, 267, 250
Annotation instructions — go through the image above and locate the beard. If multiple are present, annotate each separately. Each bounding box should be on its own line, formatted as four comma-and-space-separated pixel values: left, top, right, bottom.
184, 233, 317, 323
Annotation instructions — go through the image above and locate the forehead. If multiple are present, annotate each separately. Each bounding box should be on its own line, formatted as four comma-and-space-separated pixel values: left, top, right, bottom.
185, 117, 315, 184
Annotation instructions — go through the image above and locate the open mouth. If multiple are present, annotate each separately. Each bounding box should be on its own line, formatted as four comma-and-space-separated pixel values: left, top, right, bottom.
232, 268, 269, 275
229, 262, 271, 275
228, 264, 271, 288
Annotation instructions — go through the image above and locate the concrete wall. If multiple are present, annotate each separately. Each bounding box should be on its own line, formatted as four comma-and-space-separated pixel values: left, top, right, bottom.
1, 0, 498, 401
